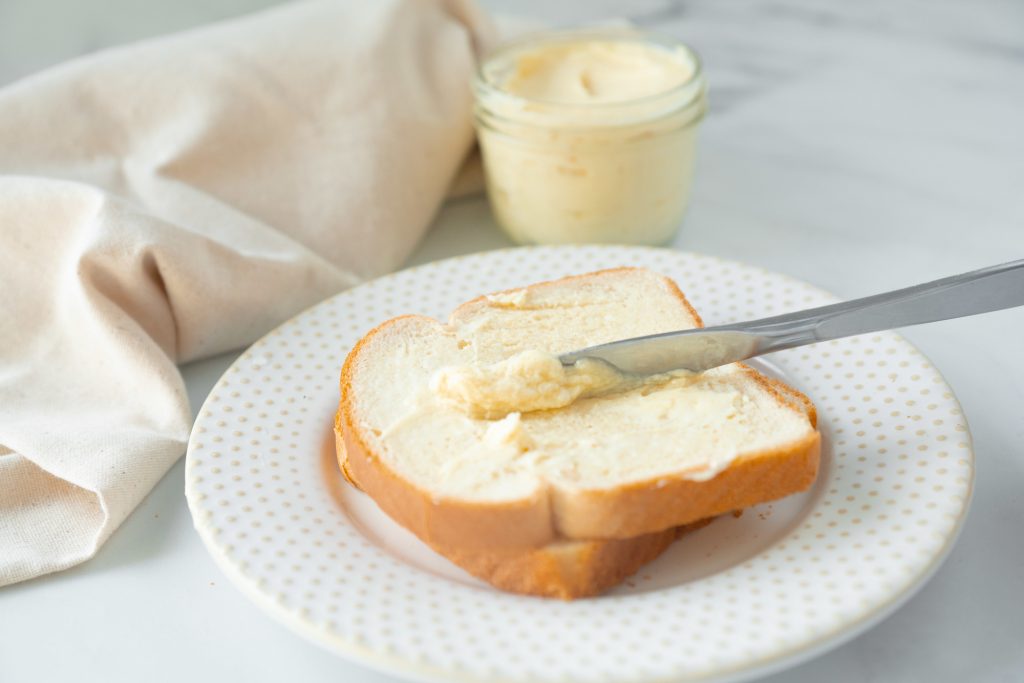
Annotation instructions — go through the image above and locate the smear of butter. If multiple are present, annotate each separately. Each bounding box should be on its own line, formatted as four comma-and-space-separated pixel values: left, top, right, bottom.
436, 411, 535, 477
482, 411, 535, 451
430, 349, 699, 420
484, 289, 531, 308
430, 350, 626, 419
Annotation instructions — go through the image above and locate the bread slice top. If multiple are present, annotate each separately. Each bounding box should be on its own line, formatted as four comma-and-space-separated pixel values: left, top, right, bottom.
338, 267, 820, 548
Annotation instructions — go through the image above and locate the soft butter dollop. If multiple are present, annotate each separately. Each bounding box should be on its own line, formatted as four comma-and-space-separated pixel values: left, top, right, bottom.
502, 40, 692, 105
429, 350, 625, 419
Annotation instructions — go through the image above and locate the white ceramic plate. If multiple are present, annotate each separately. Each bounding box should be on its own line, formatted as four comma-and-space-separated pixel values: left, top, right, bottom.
185, 246, 973, 683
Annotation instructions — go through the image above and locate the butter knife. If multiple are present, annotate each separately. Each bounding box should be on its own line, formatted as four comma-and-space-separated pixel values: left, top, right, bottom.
559, 259, 1024, 375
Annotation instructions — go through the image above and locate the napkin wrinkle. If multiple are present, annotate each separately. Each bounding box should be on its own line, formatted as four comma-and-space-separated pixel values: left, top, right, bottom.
0, 453, 107, 582
0, 0, 494, 586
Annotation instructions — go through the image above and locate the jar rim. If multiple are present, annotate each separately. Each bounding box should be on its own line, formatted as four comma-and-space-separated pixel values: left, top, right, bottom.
473, 27, 706, 114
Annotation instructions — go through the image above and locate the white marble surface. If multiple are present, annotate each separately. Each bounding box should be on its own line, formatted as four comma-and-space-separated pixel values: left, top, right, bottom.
1, 1, 1023, 681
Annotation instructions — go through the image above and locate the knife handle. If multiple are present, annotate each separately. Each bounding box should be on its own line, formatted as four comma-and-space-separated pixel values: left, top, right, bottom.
738, 259, 1024, 353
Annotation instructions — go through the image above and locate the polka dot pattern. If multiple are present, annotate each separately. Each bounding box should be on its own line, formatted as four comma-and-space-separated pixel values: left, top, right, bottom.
185, 246, 973, 683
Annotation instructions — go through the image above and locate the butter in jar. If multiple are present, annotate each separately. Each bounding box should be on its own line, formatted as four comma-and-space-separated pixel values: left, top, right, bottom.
473, 29, 707, 245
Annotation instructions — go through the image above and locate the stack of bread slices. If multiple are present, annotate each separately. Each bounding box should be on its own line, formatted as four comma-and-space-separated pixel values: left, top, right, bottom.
335, 268, 820, 599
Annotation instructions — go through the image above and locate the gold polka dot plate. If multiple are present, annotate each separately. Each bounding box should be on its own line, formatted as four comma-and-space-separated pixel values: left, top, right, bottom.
185, 246, 973, 683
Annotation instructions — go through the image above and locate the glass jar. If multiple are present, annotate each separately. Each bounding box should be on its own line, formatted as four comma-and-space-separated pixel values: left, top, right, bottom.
473, 28, 707, 246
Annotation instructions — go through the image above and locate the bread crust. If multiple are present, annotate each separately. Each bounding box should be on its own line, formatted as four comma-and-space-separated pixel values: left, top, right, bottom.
431, 519, 712, 599
336, 420, 714, 599
337, 268, 821, 552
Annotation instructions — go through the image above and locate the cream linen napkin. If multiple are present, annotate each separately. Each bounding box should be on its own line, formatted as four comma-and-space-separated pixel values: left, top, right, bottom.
0, 0, 495, 586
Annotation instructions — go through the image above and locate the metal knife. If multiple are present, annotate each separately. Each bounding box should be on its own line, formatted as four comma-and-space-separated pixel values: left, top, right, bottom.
559, 259, 1024, 375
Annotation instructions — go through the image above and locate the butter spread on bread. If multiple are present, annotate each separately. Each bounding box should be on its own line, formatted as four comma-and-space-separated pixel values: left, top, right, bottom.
430, 350, 628, 418
335, 267, 821, 595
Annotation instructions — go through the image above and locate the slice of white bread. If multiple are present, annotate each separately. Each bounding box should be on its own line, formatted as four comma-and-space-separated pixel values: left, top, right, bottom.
336, 268, 820, 557
336, 436, 713, 598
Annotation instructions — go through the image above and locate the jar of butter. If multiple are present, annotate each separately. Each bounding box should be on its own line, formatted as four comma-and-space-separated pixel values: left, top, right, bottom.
473, 29, 707, 245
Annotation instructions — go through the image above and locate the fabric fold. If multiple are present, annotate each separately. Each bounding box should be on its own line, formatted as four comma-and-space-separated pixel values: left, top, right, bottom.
0, 0, 495, 586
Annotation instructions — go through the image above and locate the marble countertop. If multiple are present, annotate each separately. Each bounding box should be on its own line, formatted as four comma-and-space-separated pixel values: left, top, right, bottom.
1, 1, 1022, 681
